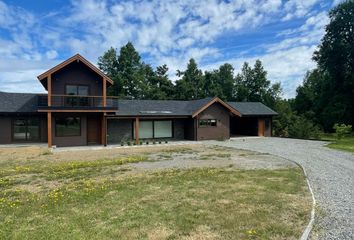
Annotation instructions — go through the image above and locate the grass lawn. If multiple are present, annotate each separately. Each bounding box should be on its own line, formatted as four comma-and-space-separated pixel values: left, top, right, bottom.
0, 146, 311, 240
320, 133, 354, 153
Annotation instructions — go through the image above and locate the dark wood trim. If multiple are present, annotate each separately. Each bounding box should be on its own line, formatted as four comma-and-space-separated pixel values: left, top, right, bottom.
37, 54, 114, 85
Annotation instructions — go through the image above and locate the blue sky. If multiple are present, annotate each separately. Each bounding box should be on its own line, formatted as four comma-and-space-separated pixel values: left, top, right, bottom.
0, 0, 341, 98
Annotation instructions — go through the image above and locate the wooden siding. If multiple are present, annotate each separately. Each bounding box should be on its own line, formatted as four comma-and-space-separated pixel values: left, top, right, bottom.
196, 102, 230, 140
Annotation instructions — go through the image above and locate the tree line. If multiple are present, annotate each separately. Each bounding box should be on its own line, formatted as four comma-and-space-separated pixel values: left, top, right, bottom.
98, 0, 354, 138
98, 43, 281, 108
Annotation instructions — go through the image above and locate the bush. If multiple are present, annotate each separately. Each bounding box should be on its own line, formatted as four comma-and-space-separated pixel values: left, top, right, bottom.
288, 115, 322, 140
333, 123, 352, 139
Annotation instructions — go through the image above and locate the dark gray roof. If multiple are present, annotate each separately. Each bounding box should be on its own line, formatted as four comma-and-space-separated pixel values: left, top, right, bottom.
0, 92, 277, 116
0, 92, 38, 113
115, 98, 213, 116
227, 102, 278, 116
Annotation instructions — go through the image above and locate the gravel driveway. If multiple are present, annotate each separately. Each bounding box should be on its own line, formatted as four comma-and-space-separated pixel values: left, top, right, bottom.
210, 137, 354, 240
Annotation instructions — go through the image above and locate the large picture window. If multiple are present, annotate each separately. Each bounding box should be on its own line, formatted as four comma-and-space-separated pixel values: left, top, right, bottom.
13, 118, 40, 142
55, 117, 81, 137
133, 120, 173, 139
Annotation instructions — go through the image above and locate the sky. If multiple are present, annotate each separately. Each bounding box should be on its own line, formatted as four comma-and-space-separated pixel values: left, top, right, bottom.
0, 0, 342, 98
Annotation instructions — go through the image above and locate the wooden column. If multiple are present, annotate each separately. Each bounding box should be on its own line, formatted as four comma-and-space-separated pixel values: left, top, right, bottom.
103, 77, 107, 107
135, 117, 139, 145
47, 112, 52, 148
47, 74, 52, 106
101, 114, 107, 146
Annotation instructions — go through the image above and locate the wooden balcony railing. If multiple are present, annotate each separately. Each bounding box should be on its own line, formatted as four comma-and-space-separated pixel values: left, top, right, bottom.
37, 95, 118, 109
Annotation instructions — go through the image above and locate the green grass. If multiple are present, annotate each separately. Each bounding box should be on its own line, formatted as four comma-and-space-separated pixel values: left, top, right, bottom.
321, 133, 354, 153
0, 167, 310, 240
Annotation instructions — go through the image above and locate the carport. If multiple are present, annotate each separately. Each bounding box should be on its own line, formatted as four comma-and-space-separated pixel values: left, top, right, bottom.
226, 102, 278, 137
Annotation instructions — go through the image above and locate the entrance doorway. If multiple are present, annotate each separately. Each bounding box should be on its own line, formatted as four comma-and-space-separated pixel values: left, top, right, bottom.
87, 117, 101, 145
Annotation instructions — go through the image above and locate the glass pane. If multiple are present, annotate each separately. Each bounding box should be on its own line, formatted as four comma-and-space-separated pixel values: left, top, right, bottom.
154, 121, 172, 138
78, 86, 89, 96
13, 119, 27, 140
210, 119, 217, 127
27, 119, 40, 141
134, 121, 153, 139
66, 85, 77, 95
55, 117, 81, 137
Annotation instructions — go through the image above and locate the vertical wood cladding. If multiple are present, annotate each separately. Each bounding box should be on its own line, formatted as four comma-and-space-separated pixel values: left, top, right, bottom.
196, 102, 230, 140
51, 61, 103, 96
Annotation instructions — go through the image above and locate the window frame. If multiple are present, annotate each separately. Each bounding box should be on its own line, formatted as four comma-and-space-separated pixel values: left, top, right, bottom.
55, 117, 81, 137
12, 117, 41, 142
65, 84, 90, 96
198, 119, 218, 128
133, 120, 174, 139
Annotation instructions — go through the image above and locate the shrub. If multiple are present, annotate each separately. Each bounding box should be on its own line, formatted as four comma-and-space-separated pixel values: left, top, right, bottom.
120, 141, 124, 146
333, 123, 352, 139
288, 115, 322, 139
127, 141, 131, 146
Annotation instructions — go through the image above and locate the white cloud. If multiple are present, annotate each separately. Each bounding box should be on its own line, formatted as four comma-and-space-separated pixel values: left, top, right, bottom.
0, 0, 330, 98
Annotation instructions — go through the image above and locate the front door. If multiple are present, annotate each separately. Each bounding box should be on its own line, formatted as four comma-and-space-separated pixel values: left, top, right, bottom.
258, 119, 265, 137
87, 117, 100, 145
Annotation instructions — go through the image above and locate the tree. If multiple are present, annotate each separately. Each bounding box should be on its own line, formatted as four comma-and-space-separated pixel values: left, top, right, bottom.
311, 0, 354, 130
218, 63, 235, 100
144, 64, 175, 100
97, 47, 120, 95
175, 59, 205, 100
235, 60, 281, 108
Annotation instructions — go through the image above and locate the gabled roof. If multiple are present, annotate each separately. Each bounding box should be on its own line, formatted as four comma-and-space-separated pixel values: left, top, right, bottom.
0, 92, 38, 113
37, 54, 113, 85
227, 102, 278, 116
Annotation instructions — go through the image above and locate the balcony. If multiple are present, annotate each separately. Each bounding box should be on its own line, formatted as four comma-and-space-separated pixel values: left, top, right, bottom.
37, 95, 118, 111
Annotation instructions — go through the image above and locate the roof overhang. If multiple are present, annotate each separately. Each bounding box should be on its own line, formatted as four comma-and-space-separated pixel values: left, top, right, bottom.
37, 54, 114, 88
192, 97, 242, 117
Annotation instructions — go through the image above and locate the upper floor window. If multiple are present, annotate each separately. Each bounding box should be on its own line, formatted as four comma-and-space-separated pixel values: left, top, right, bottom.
66, 85, 89, 96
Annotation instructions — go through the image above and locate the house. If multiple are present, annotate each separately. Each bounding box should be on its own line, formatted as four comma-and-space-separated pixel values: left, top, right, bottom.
0, 54, 277, 148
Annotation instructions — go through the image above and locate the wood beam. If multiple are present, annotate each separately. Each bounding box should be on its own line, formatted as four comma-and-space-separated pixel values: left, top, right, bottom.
47, 74, 52, 107
135, 117, 139, 145
47, 112, 52, 148
103, 77, 107, 107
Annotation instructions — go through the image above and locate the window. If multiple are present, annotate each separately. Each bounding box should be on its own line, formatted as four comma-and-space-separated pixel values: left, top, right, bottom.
13, 118, 40, 141
199, 119, 217, 127
133, 120, 173, 139
66, 85, 89, 96
55, 117, 81, 137
154, 121, 172, 138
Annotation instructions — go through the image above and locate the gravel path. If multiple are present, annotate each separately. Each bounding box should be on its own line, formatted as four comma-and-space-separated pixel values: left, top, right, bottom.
210, 137, 354, 240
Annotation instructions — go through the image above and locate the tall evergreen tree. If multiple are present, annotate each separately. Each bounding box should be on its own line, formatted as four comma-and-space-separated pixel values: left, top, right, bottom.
311, 0, 354, 130
175, 59, 205, 100
145, 64, 175, 100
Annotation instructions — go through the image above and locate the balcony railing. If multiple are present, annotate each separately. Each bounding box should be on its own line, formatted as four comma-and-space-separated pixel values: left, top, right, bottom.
38, 95, 118, 109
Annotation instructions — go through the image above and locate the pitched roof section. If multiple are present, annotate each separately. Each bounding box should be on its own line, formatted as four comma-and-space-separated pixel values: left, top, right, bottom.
37, 54, 113, 85
114, 98, 270, 117
115, 99, 211, 116
227, 102, 278, 116
0, 92, 38, 113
